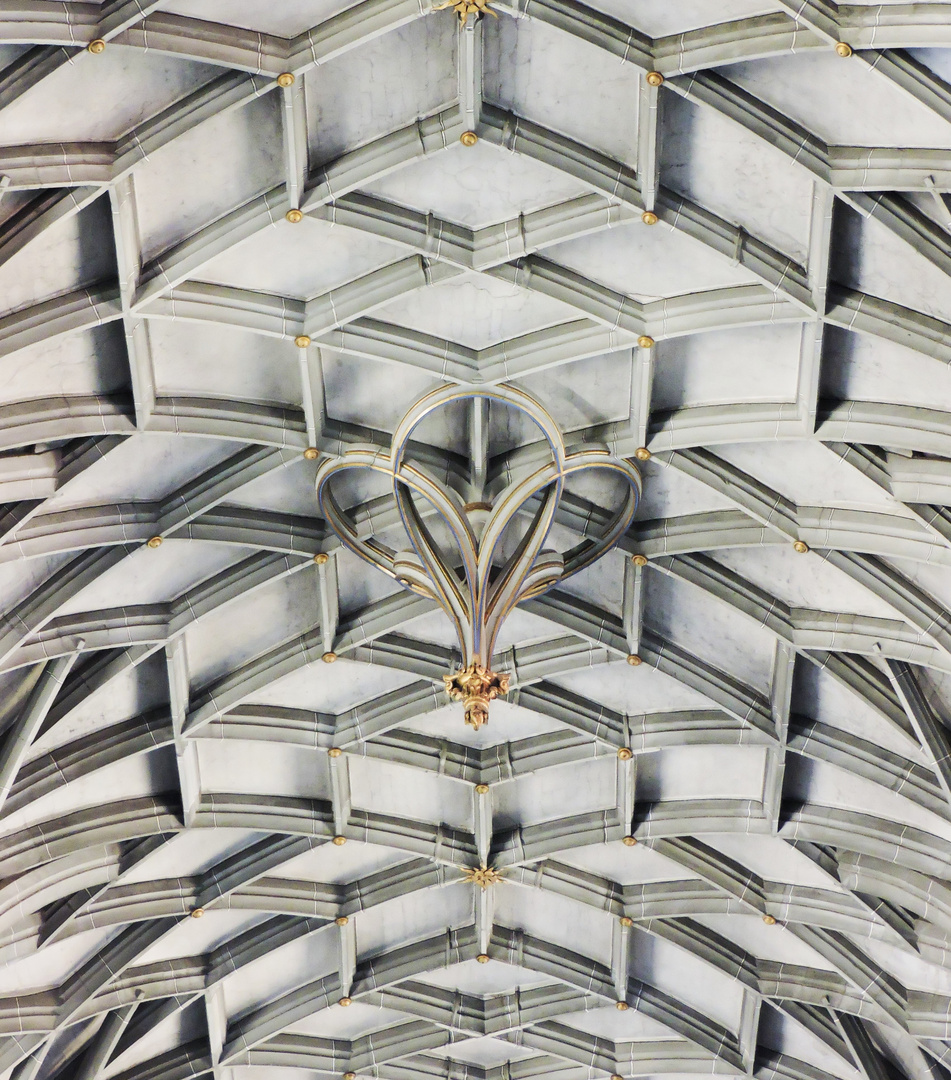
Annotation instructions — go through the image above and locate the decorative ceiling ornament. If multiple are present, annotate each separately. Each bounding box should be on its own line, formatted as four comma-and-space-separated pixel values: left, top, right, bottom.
461, 864, 505, 889
432, 0, 497, 21
315, 384, 642, 728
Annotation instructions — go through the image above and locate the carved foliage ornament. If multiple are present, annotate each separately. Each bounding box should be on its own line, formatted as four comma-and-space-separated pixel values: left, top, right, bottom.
432, 0, 497, 21
316, 385, 641, 727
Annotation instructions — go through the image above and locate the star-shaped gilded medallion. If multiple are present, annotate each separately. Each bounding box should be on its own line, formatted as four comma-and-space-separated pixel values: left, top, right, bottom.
461, 864, 504, 889
433, 0, 497, 21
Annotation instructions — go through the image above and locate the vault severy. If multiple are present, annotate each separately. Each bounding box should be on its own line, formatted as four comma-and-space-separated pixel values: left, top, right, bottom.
0, 4, 951, 1080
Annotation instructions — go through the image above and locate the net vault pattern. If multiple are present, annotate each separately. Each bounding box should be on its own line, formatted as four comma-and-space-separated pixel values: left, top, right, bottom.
1, 3, 951, 1080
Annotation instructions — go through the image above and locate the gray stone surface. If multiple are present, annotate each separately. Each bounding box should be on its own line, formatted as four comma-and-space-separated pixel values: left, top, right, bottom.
0, 3, 949, 1080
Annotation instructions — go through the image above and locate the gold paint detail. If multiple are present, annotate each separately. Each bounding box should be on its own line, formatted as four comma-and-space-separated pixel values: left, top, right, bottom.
460, 130, 479, 147
618, 747, 633, 761
461, 864, 504, 889
463, 501, 493, 513
634, 447, 651, 461
190, 907, 205, 919
314, 553, 330, 565
295, 334, 311, 348
793, 540, 809, 554
615, 1002, 629, 1012
637, 335, 654, 349
328, 747, 342, 758
335, 916, 349, 926
646, 70, 664, 86
475, 783, 490, 794
763, 914, 777, 925
631, 554, 648, 567
622, 835, 638, 846
277, 72, 295, 87
343, 1073, 356, 1080
87, 38, 106, 53
619, 916, 634, 927
285, 208, 304, 223
627, 654, 642, 667
332, 835, 347, 846
434, 0, 497, 21
303, 447, 319, 460
641, 211, 658, 225
147, 536, 163, 549
445, 662, 510, 729
477, 953, 490, 963
322, 651, 337, 663
835, 41, 853, 57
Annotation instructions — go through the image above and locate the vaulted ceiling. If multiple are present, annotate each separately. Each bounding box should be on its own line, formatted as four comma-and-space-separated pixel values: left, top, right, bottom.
3, 3, 951, 1080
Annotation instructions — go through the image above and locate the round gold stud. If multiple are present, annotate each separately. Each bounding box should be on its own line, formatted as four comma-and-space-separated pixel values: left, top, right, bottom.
333, 835, 347, 846
618, 747, 633, 761
613, 1074, 625, 1080
87, 38, 106, 54
277, 72, 295, 87
477, 953, 490, 963
295, 334, 311, 348
328, 747, 342, 758
619, 916, 634, 927
634, 447, 651, 461
314, 552, 329, 565
642, 211, 658, 225
303, 447, 319, 460
763, 914, 777, 925
834, 41, 852, 57
627, 654, 642, 667
475, 783, 490, 794
616, 1002, 629, 1011
336, 916, 349, 926
147, 536, 163, 549
622, 835, 637, 846
190, 907, 205, 919
322, 651, 337, 663
637, 335, 654, 349
460, 131, 478, 147
631, 554, 648, 567
286, 208, 304, 223
344, 1072, 356, 1079
793, 540, 809, 554
645, 70, 664, 86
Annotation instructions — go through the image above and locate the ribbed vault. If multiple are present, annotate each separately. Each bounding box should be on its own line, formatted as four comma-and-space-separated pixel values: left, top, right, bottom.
2, 3, 951, 1080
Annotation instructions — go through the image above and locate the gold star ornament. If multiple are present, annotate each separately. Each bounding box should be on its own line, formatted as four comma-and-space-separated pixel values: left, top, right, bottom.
433, 0, 497, 20
461, 864, 504, 889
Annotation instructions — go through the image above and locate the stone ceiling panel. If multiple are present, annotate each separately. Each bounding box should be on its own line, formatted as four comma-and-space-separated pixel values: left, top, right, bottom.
0, 4, 950, 1080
